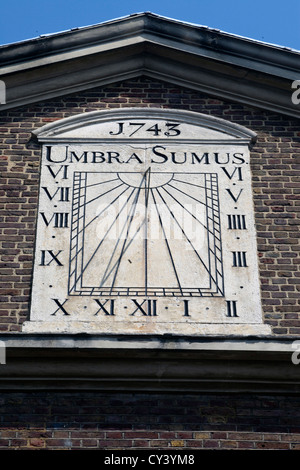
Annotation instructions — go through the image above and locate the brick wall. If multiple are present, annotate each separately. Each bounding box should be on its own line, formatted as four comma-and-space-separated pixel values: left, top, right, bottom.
0, 392, 300, 450
0, 76, 300, 450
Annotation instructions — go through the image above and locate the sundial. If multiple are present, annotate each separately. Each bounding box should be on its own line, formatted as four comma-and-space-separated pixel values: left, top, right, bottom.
69, 168, 223, 298
24, 109, 271, 335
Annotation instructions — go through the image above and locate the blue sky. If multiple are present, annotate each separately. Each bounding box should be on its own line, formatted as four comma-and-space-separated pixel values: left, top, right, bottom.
0, 0, 299, 50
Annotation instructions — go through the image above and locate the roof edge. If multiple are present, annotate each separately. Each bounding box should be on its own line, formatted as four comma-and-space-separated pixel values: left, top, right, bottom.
0, 14, 299, 118
0, 12, 299, 73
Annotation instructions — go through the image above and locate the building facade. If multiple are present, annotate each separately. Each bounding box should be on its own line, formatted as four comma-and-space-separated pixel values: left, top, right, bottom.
0, 13, 300, 450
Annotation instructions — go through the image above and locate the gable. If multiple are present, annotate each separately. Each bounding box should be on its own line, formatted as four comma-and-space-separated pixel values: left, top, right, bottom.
0, 13, 299, 118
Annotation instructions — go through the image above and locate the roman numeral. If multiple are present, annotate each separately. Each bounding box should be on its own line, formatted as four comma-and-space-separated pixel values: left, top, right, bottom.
40, 212, 69, 228
227, 214, 246, 229
226, 188, 243, 203
221, 167, 243, 181
51, 298, 70, 316
226, 300, 238, 317
183, 300, 190, 317
42, 187, 70, 201
232, 251, 248, 267
46, 164, 69, 179
94, 299, 115, 316
40, 250, 63, 266
130, 299, 157, 316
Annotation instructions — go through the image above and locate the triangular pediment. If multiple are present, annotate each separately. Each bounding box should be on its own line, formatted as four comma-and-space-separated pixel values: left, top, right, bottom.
1, 12, 299, 117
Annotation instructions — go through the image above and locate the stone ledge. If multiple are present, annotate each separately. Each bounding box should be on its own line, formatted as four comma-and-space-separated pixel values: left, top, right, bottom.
0, 333, 299, 393
0, 332, 293, 351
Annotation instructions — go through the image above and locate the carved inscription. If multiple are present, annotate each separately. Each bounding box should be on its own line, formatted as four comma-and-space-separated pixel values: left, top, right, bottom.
25, 110, 270, 335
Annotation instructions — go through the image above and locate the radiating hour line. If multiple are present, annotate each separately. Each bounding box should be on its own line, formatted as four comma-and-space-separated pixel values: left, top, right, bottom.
73, 185, 139, 287
97, 211, 146, 289
83, 181, 125, 207
151, 188, 183, 294
167, 183, 207, 207
70, 171, 224, 297
160, 186, 220, 241
77, 185, 132, 236
155, 187, 218, 287
144, 168, 151, 295
172, 178, 207, 190
85, 177, 119, 189
96, 169, 152, 290
109, 171, 148, 293
98, 184, 145, 288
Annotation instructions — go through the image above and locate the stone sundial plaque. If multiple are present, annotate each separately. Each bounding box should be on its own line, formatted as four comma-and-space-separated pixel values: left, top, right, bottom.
23, 109, 271, 335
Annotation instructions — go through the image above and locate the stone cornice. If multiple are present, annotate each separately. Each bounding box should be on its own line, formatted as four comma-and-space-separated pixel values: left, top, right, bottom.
0, 13, 299, 118
0, 334, 299, 393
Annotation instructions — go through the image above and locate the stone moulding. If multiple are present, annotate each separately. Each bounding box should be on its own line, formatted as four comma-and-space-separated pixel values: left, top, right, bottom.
0, 334, 299, 393
32, 108, 258, 146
